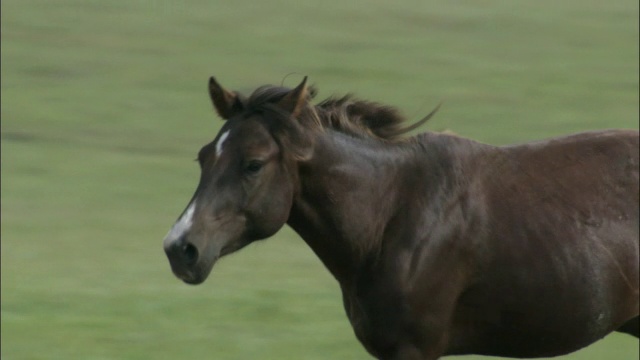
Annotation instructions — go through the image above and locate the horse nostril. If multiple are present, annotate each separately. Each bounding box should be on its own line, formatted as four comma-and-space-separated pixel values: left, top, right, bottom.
183, 243, 198, 265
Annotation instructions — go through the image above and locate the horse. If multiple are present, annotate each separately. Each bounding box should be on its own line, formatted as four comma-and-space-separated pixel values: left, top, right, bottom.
163, 76, 639, 359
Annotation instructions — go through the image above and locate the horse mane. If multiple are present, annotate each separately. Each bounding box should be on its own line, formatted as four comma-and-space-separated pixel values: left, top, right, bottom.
244, 84, 439, 142
313, 95, 402, 140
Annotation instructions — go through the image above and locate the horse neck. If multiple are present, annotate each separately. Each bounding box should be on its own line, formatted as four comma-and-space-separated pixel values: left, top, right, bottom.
287, 131, 442, 284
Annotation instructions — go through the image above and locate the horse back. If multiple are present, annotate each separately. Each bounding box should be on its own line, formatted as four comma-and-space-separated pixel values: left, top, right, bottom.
490, 129, 638, 234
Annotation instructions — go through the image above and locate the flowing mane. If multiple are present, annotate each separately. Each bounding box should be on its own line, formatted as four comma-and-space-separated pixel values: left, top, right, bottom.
243, 84, 439, 142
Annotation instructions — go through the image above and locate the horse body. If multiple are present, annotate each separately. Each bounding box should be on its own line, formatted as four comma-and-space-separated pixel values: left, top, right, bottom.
163, 77, 639, 359
287, 126, 638, 358
473, 130, 639, 354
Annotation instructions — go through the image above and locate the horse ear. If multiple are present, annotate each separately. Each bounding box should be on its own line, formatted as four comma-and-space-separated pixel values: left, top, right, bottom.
208, 76, 243, 119
276, 76, 308, 117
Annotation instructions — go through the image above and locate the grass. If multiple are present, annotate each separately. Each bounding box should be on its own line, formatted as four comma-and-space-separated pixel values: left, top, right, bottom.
1, 0, 638, 359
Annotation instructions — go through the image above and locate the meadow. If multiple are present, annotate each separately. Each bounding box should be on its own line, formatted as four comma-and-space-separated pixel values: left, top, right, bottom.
1, 0, 638, 359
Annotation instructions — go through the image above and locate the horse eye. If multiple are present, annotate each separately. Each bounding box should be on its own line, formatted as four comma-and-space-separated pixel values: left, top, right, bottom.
244, 160, 263, 174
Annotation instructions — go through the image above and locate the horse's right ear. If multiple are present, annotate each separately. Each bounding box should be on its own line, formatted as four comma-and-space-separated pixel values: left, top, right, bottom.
276, 76, 308, 118
208, 77, 243, 120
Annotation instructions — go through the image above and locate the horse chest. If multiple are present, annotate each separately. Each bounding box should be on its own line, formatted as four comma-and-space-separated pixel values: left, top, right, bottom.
341, 286, 416, 358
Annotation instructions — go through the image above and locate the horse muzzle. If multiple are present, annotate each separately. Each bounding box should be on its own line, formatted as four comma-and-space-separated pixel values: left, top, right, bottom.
163, 234, 219, 285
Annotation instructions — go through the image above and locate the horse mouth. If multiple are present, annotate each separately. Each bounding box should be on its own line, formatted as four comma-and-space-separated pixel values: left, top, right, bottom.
172, 257, 218, 285
179, 272, 208, 285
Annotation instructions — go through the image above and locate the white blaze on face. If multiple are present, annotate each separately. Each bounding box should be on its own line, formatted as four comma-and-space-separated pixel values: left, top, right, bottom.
216, 130, 230, 157
164, 201, 197, 246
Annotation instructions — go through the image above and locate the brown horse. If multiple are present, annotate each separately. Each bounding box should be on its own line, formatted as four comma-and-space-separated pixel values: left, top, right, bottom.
163, 77, 639, 359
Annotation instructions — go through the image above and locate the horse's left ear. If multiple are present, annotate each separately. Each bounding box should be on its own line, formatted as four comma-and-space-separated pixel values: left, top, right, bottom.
276, 76, 308, 117
208, 76, 243, 120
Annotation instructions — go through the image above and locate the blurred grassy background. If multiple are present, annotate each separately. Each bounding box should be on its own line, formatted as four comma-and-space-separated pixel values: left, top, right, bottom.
1, 0, 638, 359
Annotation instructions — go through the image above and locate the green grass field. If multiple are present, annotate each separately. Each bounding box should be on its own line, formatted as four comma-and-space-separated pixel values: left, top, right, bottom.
2, 1, 638, 359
